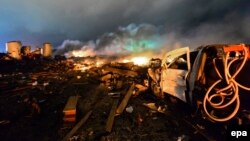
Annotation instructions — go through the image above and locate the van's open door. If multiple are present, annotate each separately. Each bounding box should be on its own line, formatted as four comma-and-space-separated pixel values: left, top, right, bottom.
160, 47, 190, 102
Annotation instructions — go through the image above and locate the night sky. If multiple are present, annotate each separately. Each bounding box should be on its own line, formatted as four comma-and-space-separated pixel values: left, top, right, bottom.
0, 0, 250, 53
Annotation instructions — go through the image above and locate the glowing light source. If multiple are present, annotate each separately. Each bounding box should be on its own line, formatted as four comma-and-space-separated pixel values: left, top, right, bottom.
122, 59, 130, 63
71, 49, 95, 57
65, 48, 96, 58
131, 57, 150, 66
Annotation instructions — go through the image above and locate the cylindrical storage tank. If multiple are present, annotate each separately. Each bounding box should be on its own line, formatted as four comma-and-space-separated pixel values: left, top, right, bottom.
42, 42, 53, 58
6, 41, 22, 60
21, 46, 31, 56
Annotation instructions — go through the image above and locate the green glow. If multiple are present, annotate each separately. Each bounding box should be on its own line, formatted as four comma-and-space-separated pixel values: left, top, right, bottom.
125, 39, 158, 52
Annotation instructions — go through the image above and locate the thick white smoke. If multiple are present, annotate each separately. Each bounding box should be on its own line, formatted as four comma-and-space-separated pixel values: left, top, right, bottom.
55, 24, 169, 58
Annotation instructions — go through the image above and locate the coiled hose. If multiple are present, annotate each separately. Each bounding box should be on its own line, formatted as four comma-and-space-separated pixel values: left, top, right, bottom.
203, 46, 250, 122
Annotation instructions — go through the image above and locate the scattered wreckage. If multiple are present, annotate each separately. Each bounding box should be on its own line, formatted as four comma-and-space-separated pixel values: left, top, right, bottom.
1, 43, 250, 141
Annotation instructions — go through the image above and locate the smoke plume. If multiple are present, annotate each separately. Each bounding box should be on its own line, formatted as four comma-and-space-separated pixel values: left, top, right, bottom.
55, 24, 168, 57
2, 0, 249, 53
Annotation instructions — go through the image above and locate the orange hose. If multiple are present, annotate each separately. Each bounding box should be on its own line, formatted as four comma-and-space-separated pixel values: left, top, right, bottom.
203, 46, 250, 122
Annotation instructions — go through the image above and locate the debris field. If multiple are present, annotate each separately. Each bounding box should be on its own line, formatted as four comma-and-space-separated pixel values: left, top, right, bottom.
0, 59, 230, 141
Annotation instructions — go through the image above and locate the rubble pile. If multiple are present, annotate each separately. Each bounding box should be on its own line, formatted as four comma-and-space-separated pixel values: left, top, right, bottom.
0, 58, 226, 141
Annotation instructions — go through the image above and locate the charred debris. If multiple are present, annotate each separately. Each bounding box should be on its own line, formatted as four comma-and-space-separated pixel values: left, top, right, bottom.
1, 43, 250, 141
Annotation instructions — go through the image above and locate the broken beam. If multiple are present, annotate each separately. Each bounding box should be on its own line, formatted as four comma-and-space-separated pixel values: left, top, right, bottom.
62, 110, 92, 141
116, 84, 135, 115
105, 99, 119, 132
63, 96, 79, 117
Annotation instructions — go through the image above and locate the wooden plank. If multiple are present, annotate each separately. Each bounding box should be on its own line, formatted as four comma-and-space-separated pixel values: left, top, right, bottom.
116, 84, 135, 115
63, 96, 79, 124
63, 117, 76, 122
63, 110, 76, 116
63, 96, 79, 112
62, 110, 92, 141
105, 99, 119, 132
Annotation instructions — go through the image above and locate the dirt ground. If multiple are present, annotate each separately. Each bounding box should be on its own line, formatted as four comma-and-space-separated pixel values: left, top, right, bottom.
0, 60, 226, 141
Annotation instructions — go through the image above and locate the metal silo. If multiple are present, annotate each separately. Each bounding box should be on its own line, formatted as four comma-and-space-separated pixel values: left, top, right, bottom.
21, 46, 31, 56
6, 41, 22, 60
42, 42, 53, 58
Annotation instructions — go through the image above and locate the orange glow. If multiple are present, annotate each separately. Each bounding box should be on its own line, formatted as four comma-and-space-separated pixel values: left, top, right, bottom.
120, 56, 150, 66
66, 48, 96, 58
73, 63, 91, 72
71, 49, 95, 57
131, 57, 150, 66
